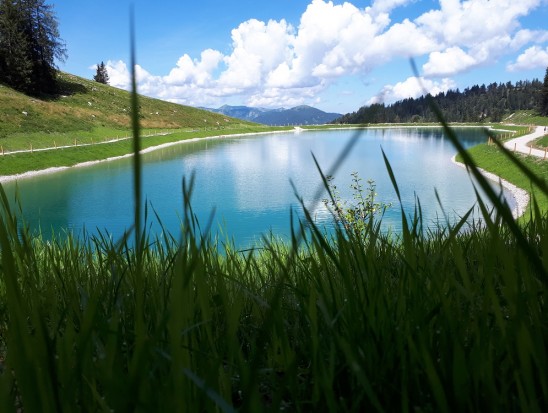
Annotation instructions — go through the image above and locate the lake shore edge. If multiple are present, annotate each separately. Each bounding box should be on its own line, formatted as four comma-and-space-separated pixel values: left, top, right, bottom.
0, 130, 285, 184
0, 125, 533, 220
450, 155, 529, 219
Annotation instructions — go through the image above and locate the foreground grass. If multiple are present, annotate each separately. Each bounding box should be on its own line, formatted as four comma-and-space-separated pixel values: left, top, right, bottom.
0, 183, 546, 411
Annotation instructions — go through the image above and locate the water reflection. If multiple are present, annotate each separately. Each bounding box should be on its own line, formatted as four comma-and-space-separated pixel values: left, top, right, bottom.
3, 127, 510, 247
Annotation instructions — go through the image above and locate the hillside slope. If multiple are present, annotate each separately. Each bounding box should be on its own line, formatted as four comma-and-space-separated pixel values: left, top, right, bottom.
0, 73, 255, 150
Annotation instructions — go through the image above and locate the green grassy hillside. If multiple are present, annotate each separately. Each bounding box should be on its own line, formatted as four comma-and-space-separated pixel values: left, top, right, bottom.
0, 72, 258, 152
502, 110, 548, 126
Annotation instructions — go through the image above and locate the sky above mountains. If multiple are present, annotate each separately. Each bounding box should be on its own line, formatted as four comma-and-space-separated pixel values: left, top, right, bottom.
56, 0, 548, 114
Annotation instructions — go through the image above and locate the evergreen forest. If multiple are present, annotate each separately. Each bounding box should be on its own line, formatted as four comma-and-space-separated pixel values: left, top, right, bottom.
335, 75, 548, 124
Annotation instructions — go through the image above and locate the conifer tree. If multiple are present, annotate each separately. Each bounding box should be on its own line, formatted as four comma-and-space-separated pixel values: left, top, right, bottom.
541, 66, 548, 116
0, 0, 33, 91
0, 0, 66, 94
93, 61, 109, 84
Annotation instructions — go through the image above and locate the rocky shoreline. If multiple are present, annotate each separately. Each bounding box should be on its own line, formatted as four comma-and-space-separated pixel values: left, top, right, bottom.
451, 155, 529, 219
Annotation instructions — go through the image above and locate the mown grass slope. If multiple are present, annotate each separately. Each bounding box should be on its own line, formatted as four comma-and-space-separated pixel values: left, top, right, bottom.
0, 72, 257, 151
502, 110, 548, 126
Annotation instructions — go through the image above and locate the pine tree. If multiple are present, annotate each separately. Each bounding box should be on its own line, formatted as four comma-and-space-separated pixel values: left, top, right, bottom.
93, 61, 109, 84
0, 0, 66, 94
0, 0, 33, 91
541, 66, 548, 116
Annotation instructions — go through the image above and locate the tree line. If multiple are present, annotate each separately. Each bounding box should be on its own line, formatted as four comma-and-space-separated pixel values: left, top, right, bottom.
0, 0, 66, 95
335, 69, 548, 124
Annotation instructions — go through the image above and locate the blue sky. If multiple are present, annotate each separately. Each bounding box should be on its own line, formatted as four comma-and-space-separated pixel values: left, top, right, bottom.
55, 0, 548, 114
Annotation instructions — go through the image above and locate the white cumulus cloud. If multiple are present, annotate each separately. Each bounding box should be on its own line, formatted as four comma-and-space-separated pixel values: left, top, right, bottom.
164, 49, 223, 87
220, 19, 294, 90
507, 46, 548, 71
97, 0, 545, 110
369, 0, 415, 15
368, 76, 457, 104
423, 47, 477, 76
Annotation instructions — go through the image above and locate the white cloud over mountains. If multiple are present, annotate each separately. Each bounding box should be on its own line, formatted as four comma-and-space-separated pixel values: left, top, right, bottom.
368, 76, 457, 105
103, 0, 547, 110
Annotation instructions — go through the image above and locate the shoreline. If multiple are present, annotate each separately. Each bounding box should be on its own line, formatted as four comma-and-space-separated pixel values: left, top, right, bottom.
0, 126, 534, 220
0, 124, 513, 184
451, 155, 529, 219
0, 130, 287, 184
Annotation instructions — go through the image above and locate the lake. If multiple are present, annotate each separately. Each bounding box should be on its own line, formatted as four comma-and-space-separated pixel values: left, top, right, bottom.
2, 127, 513, 247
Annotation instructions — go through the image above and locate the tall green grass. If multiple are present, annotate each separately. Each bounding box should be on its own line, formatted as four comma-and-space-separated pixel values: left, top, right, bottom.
0, 167, 547, 411
0, 44, 547, 413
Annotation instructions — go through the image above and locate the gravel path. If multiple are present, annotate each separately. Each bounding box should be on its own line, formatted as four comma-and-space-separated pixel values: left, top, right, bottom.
503, 126, 547, 158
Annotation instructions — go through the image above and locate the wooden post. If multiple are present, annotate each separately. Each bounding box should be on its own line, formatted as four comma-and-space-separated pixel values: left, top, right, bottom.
529, 145, 532, 155
544, 148, 547, 160
74, 139, 77, 146
514, 143, 516, 152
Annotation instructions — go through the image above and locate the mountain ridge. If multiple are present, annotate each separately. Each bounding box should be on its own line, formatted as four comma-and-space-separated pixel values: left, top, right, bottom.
204, 104, 342, 125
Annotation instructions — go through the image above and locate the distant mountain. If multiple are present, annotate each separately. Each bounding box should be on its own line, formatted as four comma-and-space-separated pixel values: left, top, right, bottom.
255, 105, 342, 126
203, 105, 271, 122
203, 104, 342, 126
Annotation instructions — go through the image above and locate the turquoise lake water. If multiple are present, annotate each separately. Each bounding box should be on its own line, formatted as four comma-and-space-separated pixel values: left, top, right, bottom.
3, 127, 513, 247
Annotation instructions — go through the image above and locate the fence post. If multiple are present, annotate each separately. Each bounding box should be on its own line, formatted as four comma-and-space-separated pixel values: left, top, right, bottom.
514, 143, 516, 152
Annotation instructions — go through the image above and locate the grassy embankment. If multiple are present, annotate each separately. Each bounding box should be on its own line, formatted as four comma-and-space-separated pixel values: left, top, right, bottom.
0, 73, 289, 176
503, 109, 548, 126
535, 135, 548, 147
456, 122, 548, 214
